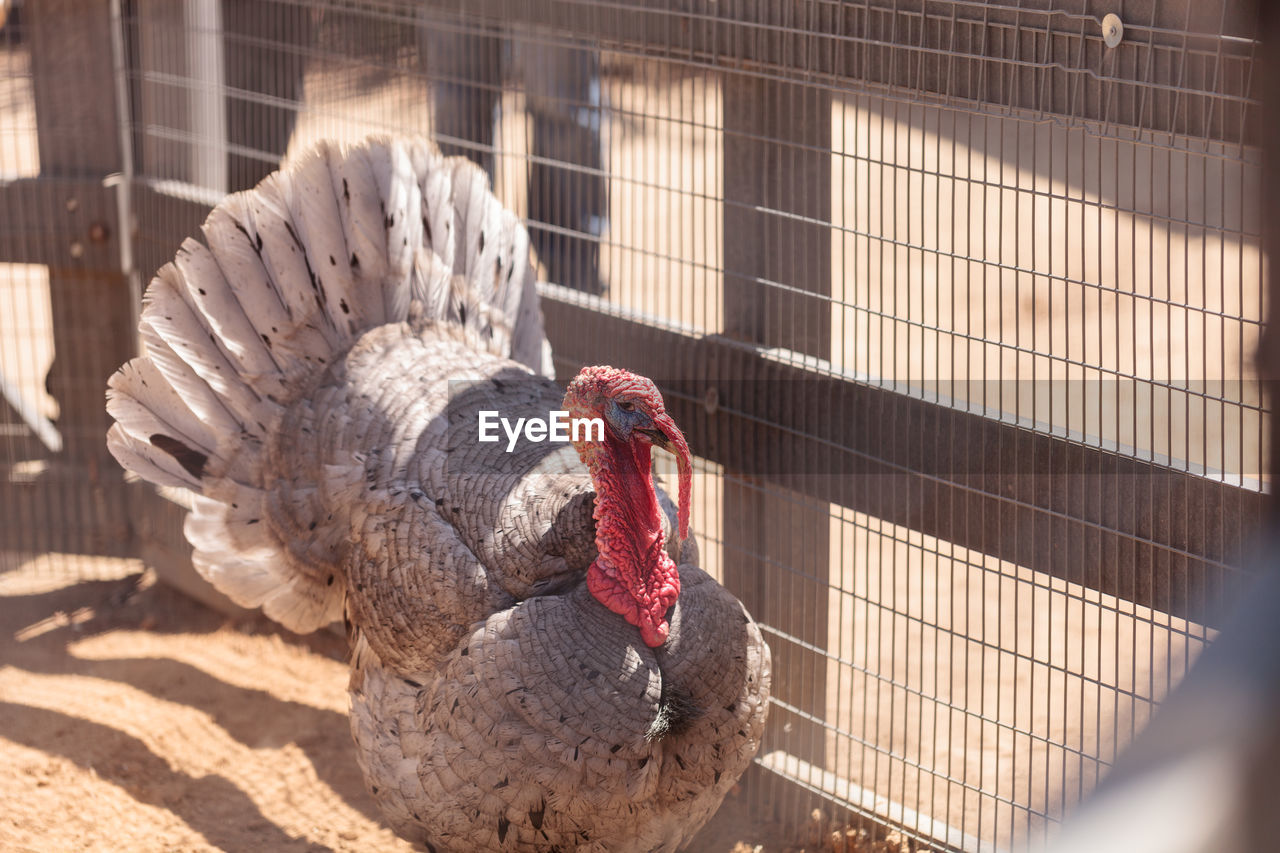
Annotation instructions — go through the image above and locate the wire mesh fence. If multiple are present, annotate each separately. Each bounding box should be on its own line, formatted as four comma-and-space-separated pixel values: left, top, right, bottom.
0, 1, 1270, 850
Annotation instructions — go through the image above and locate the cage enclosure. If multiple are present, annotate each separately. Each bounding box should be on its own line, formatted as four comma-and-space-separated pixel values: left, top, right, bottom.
0, 1, 1271, 851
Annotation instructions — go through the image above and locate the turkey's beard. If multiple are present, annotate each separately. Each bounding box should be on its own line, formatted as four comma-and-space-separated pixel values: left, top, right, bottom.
584, 436, 681, 647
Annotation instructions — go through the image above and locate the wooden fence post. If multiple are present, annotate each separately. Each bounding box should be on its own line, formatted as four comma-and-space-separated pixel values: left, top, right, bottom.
722, 64, 834, 784
8, 0, 135, 556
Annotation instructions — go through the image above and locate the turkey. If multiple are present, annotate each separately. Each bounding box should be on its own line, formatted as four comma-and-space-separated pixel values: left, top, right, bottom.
105, 135, 771, 851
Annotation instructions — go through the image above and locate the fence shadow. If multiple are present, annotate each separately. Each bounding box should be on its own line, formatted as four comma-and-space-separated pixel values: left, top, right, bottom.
0, 570, 398, 844
0, 700, 333, 852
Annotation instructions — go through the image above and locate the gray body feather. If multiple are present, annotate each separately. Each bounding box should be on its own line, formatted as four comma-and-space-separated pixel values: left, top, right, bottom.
105, 136, 770, 851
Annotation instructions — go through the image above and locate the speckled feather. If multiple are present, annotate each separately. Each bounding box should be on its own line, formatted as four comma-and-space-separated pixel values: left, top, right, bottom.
105, 135, 770, 851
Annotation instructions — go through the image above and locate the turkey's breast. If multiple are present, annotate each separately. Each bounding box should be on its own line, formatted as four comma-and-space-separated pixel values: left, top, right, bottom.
350, 564, 770, 853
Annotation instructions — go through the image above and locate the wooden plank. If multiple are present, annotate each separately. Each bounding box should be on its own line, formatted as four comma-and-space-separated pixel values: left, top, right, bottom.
1262, 0, 1280, 499
0, 178, 120, 269
23, 0, 135, 556
721, 65, 833, 773
28, 0, 123, 173
540, 293, 1264, 628
0, 472, 132, 559
723, 76, 832, 355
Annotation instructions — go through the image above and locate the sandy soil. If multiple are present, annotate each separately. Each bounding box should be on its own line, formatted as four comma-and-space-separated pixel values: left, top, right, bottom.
0, 555, 802, 853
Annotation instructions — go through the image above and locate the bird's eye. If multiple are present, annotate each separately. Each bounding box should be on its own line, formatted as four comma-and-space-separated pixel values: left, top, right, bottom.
617, 400, 635, 413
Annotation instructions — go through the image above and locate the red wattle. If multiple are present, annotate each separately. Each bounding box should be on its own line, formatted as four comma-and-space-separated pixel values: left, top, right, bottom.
587, 554, 679, 647
583, 433, 681, 647
563, 365, 691, 647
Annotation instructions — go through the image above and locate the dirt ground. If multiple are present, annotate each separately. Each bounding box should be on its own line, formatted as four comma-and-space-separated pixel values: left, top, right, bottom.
0, 554, 807, 853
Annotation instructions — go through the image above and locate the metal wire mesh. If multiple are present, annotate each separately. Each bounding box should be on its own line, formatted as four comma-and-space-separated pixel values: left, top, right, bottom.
2, 12, 52, 567
1, 1, 138, 582
1, 1, 1269, 850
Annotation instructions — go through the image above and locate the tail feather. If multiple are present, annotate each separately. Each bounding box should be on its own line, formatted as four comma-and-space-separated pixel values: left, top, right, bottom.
283, 143, 361, 337
139, 268, 270, 433
172, 237, 288, 396
134, 319, 243, 439
201, 196, 334, 386
108, 359, 218, 457
106, 135, 549, 633
240, 183, 346, 368
413, 141, 458, 275
446, 154, 545, 372
186, 487, 276, 555
327, 143, 395, 320
449, 158, 493, 286
246, 174, 346, 352
106, 424, 203, 491
362, 138, 422, 323
200, 197, 298, 358
412, 247, 456, 322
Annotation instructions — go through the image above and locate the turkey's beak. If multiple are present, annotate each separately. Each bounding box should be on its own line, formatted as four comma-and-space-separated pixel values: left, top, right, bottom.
649, 412, 692, 544
636, 427, 669, 449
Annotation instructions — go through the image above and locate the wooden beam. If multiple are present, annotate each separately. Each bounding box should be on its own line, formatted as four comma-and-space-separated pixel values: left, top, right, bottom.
22, 0, 136, 555
540, 292, 1264, 628
0, 471, 132, 559
0, 178, 120, 269
720, 60, 833, 773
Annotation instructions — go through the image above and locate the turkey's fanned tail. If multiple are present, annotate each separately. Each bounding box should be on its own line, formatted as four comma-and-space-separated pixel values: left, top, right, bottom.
106, 136, 547, 632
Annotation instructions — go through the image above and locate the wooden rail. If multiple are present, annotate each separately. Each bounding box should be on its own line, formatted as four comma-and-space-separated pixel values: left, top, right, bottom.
539, 289, 1265, 629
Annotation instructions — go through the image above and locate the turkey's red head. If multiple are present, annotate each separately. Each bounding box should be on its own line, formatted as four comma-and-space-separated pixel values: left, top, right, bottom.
564, 366, 692, 647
